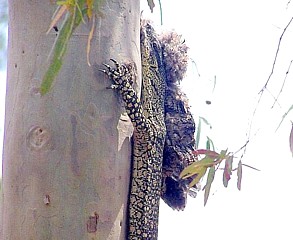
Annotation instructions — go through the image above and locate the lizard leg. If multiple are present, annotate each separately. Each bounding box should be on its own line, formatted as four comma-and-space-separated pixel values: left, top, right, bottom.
101, 59, 150, 131
101, 59, 161, 239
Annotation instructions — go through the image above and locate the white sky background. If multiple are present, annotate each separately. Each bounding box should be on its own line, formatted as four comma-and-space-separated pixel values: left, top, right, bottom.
140, 0, 293, 239
1, 0, 293, 239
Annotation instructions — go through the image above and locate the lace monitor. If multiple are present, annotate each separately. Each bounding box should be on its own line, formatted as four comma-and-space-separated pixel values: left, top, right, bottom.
101, 20, 197, 239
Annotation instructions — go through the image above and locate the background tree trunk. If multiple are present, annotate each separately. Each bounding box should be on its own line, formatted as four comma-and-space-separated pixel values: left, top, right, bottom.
1, 0, 140, 239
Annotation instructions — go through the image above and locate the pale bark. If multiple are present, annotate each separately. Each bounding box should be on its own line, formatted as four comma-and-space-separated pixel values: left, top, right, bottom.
2, 1, 140, 239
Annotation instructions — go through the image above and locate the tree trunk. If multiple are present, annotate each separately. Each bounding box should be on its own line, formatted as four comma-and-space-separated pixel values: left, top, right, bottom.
1, 1, 140, 239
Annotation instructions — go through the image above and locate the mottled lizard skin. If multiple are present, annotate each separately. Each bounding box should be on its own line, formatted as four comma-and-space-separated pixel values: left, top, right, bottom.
101, 20, 198, 239
102, 20, 166, 239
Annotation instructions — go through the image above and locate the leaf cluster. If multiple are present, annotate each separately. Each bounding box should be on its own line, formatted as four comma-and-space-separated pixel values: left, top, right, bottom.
181, 116, 259, 205
180, 149, 243, 206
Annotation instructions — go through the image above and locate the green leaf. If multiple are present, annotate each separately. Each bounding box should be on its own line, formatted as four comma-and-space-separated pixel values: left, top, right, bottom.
237, 161, 242, 190
158, 0, 163, 25
196, 118, 201, 149
188, 166, 208, 188
206, 136, 215, 151
206, 137, 210, 150
147, 0, 155, 12
41, 59, 63, 95
204, 166, 215, 206
180, 156, 214, 180
41, 4, 84, 95
223, 155, 233, 187
199, 116, 212, 129
219, 149, 228, 160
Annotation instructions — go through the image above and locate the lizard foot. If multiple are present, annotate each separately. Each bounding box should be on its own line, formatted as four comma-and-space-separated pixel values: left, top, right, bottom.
100, 59, 136, 89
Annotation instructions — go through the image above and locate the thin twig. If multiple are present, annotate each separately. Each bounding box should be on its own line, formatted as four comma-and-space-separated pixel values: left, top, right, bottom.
231, 164, 260, 172
241, 164, 261, 171
234, 140, 250, 156
244, 16, 293, 156
287, 0, 292, 9
265, 88, 281, 108
272, 59, 293, 108
259, 16, 293, 94
246, 92, 262, 142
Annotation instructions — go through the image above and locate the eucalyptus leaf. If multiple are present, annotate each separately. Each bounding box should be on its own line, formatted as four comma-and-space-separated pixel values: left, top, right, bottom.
204, 166, 215, 206
290, 123, 293, 157
237, 161, 242, 190
196, 118, 201, 149
180, 156, 214, 179
223, 155, 233, 187
41, 6, 84, 95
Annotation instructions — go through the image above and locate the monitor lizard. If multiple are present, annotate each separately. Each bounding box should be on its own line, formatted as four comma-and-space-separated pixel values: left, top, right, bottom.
101, 19, 198, 240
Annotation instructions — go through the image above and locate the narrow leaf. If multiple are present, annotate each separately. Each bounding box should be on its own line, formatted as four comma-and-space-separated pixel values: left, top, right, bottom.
204, 166, 215, 206
188, 166, 208, 188
41, 59, 62, 95
41, 13, 74, 95
199, 116, 212, 129
158, 0, 163, 25
75, 0, 86, 24
206, 137, 210, 150
180, 156, 214, 179
147, 0, 155, 12
223, 155, 233, 187
290, 123, 293, 157
206, 136, 215, 151
219, 149, 228, 159
237, 161, 242, 190
196, 118, 201, 148
41, 7, 83, 95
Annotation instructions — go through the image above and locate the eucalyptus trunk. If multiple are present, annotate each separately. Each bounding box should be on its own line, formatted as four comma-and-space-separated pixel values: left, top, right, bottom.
1, 0, 140, 239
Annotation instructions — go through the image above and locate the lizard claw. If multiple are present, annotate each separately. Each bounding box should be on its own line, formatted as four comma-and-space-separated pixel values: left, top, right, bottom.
106, 84, 119, 89
101, 59, 135, 90
110, 58, 118, 64
99, 63, 113, 77
99, 69, 107, 73
102, 63, 112, 69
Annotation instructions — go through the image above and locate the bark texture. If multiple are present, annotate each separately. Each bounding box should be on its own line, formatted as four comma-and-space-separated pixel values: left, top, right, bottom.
2, 1, 140, 239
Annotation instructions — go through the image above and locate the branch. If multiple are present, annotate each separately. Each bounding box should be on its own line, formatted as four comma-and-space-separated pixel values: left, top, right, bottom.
234, 140, 250, 156
245, 16, 293, 151
259, 16, 293, 94
272, 59, 293, 108
231, 164, 260, 172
